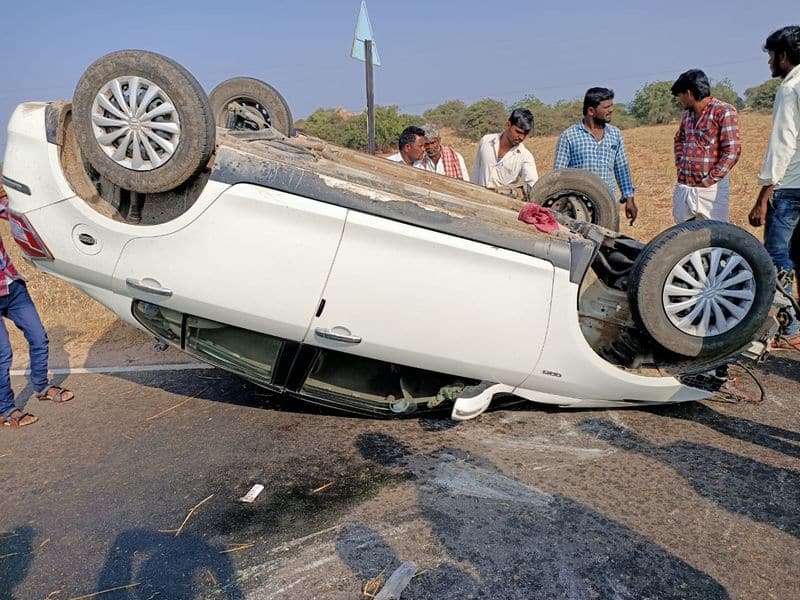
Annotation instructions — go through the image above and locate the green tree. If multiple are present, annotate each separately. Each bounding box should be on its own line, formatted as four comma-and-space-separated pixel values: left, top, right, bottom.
544, 99, 584, 135
610, 102, 639, 129
629, 81, 682, 125
422, 100, 468, 130
459, 98, 508, 140
295, 108, 347, 143
511, 95, 565, 136
745, 78, 782, 111
710, 78, 743, 109
340, 105, 421, 152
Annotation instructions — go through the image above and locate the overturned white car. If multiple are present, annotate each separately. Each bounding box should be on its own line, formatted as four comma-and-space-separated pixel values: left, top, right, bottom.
2, 50, 778, 419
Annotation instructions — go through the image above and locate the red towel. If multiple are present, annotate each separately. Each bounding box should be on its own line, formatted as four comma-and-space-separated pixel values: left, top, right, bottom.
518, 203, 559, 233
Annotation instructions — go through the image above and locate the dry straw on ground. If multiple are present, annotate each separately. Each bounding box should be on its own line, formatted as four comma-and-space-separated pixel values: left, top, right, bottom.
3, 113, 775, 363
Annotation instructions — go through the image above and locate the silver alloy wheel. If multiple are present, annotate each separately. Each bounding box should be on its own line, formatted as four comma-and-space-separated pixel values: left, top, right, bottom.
662, 247, 756, 337
90, 76, 181, 171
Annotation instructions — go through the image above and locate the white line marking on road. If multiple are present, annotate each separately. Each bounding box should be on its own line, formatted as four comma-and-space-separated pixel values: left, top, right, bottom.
10, 363, 213, 376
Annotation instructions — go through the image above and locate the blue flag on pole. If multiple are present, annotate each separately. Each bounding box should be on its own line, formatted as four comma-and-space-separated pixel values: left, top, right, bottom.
350, 0, 381, 65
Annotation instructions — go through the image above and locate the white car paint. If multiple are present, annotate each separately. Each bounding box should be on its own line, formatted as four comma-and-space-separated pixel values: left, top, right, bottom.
3, 103, 716, 418
112, 183, 347, 341
309, 210, 555, 385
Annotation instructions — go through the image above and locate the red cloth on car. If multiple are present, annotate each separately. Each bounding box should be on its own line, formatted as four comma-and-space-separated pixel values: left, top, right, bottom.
518, 203, 559, 233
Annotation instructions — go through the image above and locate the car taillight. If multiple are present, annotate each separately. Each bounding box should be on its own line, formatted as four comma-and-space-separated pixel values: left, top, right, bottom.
8, 211, 54, 260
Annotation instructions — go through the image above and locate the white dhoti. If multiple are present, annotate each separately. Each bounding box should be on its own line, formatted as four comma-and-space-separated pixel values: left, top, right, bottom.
672, 178, 730, 223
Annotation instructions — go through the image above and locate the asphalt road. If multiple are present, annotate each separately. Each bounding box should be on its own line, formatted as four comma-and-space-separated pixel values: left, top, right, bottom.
1, 354, 799, 600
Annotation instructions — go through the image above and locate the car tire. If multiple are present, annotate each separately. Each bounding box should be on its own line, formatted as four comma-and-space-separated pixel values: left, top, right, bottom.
72, 50, 215, 194
628, 221, 775, 358
209, 77, 293, 136
528, 168, 620, 231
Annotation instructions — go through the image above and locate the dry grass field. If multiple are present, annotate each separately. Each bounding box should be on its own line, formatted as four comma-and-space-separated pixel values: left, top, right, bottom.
1, 112, 777, 368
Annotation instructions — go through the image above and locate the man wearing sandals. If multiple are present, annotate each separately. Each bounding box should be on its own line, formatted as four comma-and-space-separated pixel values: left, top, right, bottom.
748, 25, 800, 351
0, 182, 74, 428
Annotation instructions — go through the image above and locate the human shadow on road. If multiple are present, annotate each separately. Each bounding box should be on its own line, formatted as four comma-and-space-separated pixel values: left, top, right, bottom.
657, 402, 800, 459
95, 528, 243, 599
580, 419, 800, 538
757, 353, 800, 382
339, 432, 727, 599
0, 525, 34, 600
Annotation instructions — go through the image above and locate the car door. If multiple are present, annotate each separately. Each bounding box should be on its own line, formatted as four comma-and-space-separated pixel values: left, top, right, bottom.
112, 183, 347, 341
306, 211, 555, 386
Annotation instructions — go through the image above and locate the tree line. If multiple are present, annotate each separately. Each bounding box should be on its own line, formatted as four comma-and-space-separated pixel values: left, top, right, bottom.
294, 77, 782, 153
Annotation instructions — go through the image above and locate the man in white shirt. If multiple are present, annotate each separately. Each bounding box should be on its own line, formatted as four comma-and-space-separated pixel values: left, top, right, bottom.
748, 25, 800, 349
386, 126, 427, 168
471, 108, 539, 195
421, 124, 470, 181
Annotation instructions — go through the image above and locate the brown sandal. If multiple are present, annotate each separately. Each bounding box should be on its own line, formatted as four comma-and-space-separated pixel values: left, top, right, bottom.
2, 410, 39, 428
37, 386, 75, 403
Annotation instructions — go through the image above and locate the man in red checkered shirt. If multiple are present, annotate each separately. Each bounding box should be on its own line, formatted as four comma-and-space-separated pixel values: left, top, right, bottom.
671, 69, 742, 223
0, 182, 74, 428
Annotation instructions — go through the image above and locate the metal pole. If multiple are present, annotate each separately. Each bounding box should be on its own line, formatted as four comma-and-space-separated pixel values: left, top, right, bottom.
365, 40, 376, 155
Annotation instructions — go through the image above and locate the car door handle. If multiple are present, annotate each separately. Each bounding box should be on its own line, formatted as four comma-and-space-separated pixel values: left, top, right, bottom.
125, 277, 173, 297
314, 327, 362, 344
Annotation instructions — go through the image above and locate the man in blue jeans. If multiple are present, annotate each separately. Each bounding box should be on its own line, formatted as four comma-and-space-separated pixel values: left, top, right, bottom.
749, 25, 800, 350
0, 183, 74, 428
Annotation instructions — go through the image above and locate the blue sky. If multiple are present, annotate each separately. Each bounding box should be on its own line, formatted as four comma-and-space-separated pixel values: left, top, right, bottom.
1, 0, 794, 156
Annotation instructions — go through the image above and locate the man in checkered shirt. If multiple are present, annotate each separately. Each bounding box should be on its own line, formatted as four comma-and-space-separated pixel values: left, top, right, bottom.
0, 182, 74, 428
671, 69, 741, 223
554, 88, 638, 225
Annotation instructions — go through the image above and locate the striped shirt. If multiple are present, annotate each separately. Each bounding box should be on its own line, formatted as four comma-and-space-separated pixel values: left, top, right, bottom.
674, 97, 741, 187
554, 121, 635, 199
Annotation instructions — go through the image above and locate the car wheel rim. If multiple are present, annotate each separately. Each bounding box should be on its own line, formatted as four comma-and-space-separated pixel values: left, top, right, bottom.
90, 76, 181, 171
663, 247, 756, 337
224, 98, 271, 130
543, 192, 592, 222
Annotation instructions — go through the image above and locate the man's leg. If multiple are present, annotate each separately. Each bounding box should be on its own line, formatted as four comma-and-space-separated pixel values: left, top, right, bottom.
672, 183, 694, 223
791, 223, 800, 300
6, 281, 50, 393
706, 178, 729, 222
764, 189, 800, 337
0, 316, 17, 417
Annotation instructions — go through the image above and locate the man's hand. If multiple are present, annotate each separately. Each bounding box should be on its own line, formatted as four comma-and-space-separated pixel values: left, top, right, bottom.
623, 197, 638, 226
748, 185, 773, 227
748, 201, 768, 227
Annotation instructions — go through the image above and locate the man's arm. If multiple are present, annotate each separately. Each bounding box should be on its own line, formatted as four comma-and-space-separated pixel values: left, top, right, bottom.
521, 150, 539, 192
0, 187, 8, 221
674, 117, 685, 168
614, 135, 637, 225
748, 185, 773, 228
554, 133, 570, 170
751, 88, 797, 224
757, 87, 799, 187
704, 106, 742, 185
613, 135, 636, 201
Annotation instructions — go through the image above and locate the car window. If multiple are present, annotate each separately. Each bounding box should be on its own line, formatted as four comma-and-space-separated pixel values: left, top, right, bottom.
133, 302, 183, 344
300, 348, 478, 416
133, 301, 284, 387
184, 317, 284, 387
